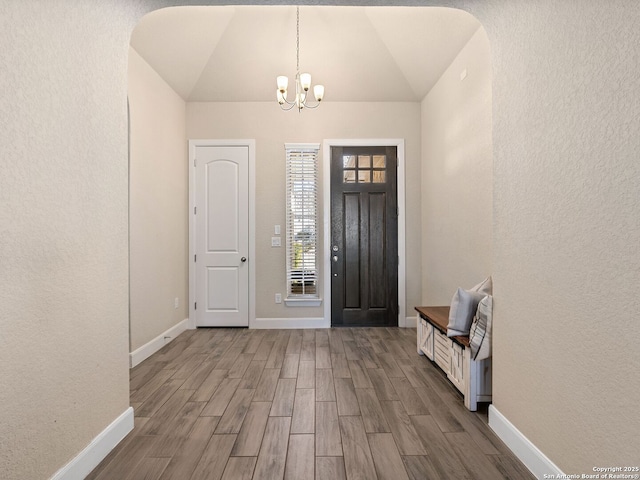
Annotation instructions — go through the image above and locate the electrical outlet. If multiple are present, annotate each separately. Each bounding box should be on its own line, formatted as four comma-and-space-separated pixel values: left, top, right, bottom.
275, 293, 282, 304
174, 297, 179, 309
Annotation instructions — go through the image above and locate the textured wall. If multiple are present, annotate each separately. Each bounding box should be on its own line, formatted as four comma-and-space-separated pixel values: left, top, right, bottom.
128, 48, 188, 351
187, 101, 422, 320
421, 27, 492, 305
0, 2, 135, 479
485, 1, 640, 471
1, 1, 638, 479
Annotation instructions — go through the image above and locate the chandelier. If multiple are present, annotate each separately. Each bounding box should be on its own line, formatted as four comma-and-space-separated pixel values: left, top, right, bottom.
276, 6, 325, 112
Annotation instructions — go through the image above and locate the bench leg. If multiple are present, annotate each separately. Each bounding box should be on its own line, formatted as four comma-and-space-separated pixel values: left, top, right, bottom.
464, 349, 478, 411
416, 316, 425, 355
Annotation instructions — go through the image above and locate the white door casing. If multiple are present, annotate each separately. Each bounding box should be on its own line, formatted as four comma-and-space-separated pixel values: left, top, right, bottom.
189, 140, 255, 328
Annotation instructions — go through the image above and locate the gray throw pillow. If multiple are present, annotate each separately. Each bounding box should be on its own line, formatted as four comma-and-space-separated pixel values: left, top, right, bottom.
447, 287, 485, 337
469, 295, 493, 360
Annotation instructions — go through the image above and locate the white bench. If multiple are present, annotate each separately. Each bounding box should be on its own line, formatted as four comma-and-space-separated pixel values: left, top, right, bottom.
416, 306, 492, 411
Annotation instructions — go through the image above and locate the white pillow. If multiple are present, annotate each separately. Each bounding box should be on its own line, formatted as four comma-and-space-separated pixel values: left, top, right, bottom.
447, 287, 485, 337
469, 295, 493, 360
470, 276, 492, 296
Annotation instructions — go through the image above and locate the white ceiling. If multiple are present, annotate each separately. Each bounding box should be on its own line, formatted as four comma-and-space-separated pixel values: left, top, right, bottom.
130, 6, 480, 103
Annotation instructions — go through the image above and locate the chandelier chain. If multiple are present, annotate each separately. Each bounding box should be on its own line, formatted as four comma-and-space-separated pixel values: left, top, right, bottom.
296, 6, 300, 73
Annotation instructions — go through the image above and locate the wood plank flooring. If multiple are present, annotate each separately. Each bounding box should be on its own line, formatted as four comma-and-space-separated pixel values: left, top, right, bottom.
87, 327, 534, 480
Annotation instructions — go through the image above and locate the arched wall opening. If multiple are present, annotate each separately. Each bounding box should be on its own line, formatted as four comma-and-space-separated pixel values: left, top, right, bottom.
127, 5, 492, 353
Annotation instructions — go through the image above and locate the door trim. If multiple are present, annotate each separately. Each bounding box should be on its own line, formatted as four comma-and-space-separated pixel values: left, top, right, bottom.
322, 139, 406, 327
188, 139, 256, 329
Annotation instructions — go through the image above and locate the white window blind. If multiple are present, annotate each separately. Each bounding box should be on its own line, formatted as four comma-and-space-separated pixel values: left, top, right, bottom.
286, 143, 319, 298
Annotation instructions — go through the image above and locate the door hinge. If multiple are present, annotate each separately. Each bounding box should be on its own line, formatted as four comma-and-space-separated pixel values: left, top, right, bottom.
194, 302, 197, 310
194, 254, 197, 262
194, 206, 197, 215
194, 158, 197, 167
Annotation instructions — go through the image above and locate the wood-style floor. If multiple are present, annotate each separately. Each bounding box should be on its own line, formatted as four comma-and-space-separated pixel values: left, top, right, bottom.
87, 328, 534, 480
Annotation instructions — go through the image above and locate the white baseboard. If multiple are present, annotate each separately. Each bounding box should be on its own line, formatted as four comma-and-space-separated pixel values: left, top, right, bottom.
488, 405, 563, 479
130, 318, 189, 368
251, 317, 416, 329
400, 316, 416, 328
50, 407, 134, 480
251, 317, 329, 329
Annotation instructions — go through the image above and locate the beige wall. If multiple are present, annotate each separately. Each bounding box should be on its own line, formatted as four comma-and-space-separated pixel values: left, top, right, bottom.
128, 47, 188, 351
1, 2, 638, 479
421, 26, 492, 304
187, 101, 423, 320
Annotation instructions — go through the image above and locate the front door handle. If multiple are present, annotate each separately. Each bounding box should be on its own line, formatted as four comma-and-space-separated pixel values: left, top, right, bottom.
241, 257, 247, 263
332, 255, 338, 262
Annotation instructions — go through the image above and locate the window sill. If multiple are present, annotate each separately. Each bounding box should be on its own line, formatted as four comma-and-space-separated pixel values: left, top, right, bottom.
284, 297, 322, 307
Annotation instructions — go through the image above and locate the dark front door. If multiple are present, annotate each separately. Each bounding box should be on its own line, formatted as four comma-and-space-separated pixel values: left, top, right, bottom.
330, 146, 398, 327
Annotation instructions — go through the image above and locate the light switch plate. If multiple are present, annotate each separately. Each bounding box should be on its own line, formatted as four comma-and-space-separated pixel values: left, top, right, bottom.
274, 224, 281, 235
271, 237, 281, 247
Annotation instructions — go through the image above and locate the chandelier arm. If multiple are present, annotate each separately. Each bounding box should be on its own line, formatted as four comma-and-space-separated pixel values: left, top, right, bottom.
300, 101, 321, 109
279, 92, 299, 110
280, 93, 296, 106
298, 88, 322, 109
279, 102, 297, 112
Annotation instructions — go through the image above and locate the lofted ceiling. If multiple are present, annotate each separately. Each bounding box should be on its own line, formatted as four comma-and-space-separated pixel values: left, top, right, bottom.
130, 6, 480, 103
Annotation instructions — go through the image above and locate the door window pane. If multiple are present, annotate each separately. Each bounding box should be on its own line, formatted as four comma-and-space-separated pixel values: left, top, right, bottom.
343, 171, 356, 183
373, 171, 386, 183
343, 155, 356, 168
373, 155, 386, 168
358, 155, 371, 168
358, 171, 371, 183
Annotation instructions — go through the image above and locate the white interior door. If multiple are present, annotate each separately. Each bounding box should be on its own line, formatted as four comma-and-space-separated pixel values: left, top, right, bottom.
194, 144, 249, 327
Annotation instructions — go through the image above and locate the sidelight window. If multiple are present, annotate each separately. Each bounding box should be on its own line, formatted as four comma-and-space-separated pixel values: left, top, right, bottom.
285, 143, 320, 302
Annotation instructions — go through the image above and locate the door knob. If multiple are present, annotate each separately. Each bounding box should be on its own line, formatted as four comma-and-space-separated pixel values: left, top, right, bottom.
241, 257, 247, 263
